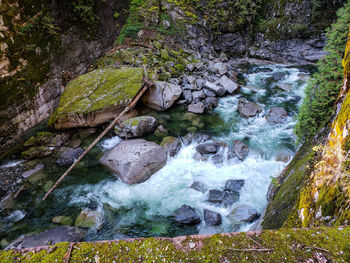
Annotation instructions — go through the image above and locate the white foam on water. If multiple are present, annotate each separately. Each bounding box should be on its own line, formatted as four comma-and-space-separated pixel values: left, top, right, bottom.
99, 136, 122, 150
0, 160, 24, 169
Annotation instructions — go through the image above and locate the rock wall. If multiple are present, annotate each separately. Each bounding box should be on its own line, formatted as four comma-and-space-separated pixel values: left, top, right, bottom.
262, 31, 350, 229
0, 0, 129, 153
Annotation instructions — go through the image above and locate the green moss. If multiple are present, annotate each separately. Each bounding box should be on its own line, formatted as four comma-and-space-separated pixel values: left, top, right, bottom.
49, 67, 143, 127
1, 226, 350, 262
22, 146, 52, 160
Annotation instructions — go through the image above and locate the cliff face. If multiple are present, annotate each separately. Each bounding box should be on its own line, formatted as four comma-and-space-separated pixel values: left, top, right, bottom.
0, 0, 129, 152
262, 31, 350, 229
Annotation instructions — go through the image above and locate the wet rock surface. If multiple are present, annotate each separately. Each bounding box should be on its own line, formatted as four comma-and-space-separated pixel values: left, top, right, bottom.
204, 209, 222, 226
174, 205, 201, 225
100, 139, 167, 184
238, 100, 262, 118
266, 107, 288, 125
115, 116, 158, 139
196, 142, 220, 154
57, 147, 84, 166
229, 205, 260, 223
224, 179, 245, 192
233, 141, 249, 161
208, 190, 239, 207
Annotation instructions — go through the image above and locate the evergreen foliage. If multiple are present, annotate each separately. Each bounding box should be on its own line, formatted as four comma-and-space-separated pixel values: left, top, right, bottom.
295, 1, 350, 142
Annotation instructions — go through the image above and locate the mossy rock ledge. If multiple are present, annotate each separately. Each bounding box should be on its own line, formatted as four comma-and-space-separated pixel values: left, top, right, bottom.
48, 67, 143, 130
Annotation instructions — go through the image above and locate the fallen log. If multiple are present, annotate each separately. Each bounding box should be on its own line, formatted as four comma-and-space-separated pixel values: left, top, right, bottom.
42, 69, 152, 201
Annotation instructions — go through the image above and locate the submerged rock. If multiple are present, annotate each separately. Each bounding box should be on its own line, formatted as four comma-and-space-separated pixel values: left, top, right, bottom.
174, 205, 201, 225
229, 205, 260, 223
16, 226, 86, 248
52, 216, 73, 226
75, 209, 103, 229
266, 107, 288, 125
272, 72, 288, 81
49, 67, 143, 130
142, 81, 182, 111
196, 142, 220, 154
22, 164, 45, 184
154, 125, 169, 138
114, 116, 158, 139
160, 136, 181, 156
208, 189, 239, 207
57, 147, 84, 166
204, 209, 222, 226
100, 139, 167, 184
238, 100, 262, 118
233, 141, 249, 160
21, 146, 52, 160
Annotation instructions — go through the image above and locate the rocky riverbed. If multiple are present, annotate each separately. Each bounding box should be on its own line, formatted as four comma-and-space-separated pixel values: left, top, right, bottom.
0, 54, 312, 248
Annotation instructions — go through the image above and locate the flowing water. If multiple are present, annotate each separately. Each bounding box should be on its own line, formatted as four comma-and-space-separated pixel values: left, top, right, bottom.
0, 64, 311, 243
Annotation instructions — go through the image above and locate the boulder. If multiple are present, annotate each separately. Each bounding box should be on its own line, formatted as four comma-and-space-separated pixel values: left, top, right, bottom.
160, 136, 181, 156
233, 141, 249, 160
142, 81, 182, 111
57, 148, 84, 166
18, 226, 86, 248
22, 146, 52, 160
49, 67, 143, 130
154, 125, 168, 138
204, 97, 219, 110
188, 102, 205, 114
277, 83, 292, 91
0, 193, 14, 210
203, 88, 216, 97
213, 62, 228, 75
266, 107, 288, 125
174, 205, 201, 225
229, 205, 260, 223
208, 190, 239, 207
218, 75, 239, 94
75, 209, 103, 229
238, 100, 262, 118
100, 139, 167, 184
196, 142, 220, 154
204, 81, 226, 97
182, 90, 192, 103
189, 181, 208, 193
52, 216, 73, 226
192, 90, 205, 101
204, 209, 222, 226
272, 72, 288, 81
114, 116, 158, 139
22, 164, 45, 184
224, 179, 245, 192
212, 154, 224, 164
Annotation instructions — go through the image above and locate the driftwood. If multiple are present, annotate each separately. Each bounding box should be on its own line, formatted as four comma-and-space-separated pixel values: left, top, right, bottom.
42, 70, 152, 201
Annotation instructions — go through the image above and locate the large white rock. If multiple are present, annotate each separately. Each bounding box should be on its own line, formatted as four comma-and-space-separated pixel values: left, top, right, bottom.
100, 139, 167, 184
142, 81, 182, 111
218, 75, 239, 94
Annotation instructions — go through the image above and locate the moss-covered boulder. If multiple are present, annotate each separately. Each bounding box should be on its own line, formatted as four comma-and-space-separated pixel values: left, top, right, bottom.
114, 116, 158, 139
74, 210, 103, 229
22, 146, 53, 160
49, 67, 143, 130
160, 136, 181, 156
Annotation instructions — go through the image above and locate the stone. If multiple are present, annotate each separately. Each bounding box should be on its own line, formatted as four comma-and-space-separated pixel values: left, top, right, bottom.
213, 62, 228, 75
218, 75, 239, 94
204, 81, 226, 97
190, 181, 207, 193
272, 72, 287, 81
182, 90, 192, 103
266, 107, 288, 125
188, 102, 205, 114
22, 164, 45, 184
160, 136, 181, 156
174, 205, 201, 225
49, 67, 143, 130
229, 205, 260, 223
238, 100, 262, 118
57, 147, 84, 166
115, 116, 158, 139
233, 141, 249, 160
100, 139, 167, 184
160, 49, 169, 60
212, 154, 224, 164
196, 142, 220, 154
22, 146, 52, 160
204, 97, 219, 110
192, 90, 205, 101
186, 63, 195, 71
204, 209, 222, 226
228, 70, 238, 81
225, 179, 245, 192
277, 83, 292, 91
154, 125, 168, 138
0, 193, 14, 210
18, 226, 86, 248
142, 81, 182, 111
75, 209, 103, 229
208, 190, 239, 207
203, 88, 216, 97
67, 139, 81, 149
52, 216, 73, 226
196, 79, 205, 89
193, 152, 206, 161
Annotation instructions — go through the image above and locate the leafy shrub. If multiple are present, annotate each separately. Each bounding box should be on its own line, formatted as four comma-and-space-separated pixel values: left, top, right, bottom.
295, 0, 350, 142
